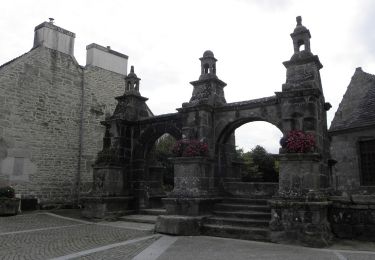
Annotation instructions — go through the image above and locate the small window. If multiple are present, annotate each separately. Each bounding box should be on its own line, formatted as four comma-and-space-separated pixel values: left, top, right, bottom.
203, 64, 209, 74
359, 139, 375, 186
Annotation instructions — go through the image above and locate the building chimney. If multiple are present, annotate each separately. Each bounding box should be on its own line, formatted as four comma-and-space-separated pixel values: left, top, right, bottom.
86, 43, 128, 75
33, 19, 75, 56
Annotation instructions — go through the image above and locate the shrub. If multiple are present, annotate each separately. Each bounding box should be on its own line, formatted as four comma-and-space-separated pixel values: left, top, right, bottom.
0, 186, 15, 198
283, 130, 315, 153
172, 139, 208, 157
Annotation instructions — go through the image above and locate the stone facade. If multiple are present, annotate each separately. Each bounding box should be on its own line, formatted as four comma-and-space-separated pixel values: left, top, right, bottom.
0, 21, 128, 206
330, 68, 375, 193
329, 68, 375, 240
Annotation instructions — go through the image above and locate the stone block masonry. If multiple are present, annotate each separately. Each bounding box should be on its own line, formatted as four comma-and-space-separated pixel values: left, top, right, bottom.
0, 43, 126, 206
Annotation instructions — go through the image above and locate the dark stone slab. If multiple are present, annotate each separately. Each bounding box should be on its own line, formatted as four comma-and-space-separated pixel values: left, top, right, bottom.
155, 215, 204, 235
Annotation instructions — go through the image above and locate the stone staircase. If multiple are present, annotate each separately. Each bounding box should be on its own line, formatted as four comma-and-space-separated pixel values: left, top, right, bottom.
202, 197, 271, 241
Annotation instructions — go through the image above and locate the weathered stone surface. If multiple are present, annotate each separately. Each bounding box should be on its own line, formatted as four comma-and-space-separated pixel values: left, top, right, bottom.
170, 157, 215, 198
0, 42, 126, 206
155, 215, 203, 235
223, 182, 278, 197
329, 195, 375, 241
269, 198, 333, 247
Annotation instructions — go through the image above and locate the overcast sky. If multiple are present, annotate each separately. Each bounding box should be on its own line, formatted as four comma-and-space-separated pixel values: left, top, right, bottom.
1, 0, 375, 153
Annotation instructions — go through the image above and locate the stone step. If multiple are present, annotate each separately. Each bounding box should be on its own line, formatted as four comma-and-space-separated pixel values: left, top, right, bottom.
139, 208, 166, 216
214, 203, 270, 212
202, 224, 270, 242
222, 197, 270, 205
212, 210, 271, 220
118, 214, 157, 224
206, 216, 269, 228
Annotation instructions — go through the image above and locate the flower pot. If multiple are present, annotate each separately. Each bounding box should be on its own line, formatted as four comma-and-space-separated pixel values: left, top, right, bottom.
0, 198, 20, 216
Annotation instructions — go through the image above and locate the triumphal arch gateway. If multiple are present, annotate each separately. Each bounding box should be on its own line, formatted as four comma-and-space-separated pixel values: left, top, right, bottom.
82, 16, 333, 247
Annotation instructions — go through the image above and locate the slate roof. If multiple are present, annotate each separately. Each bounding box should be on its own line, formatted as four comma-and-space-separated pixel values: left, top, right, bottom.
330, 67, 375, 131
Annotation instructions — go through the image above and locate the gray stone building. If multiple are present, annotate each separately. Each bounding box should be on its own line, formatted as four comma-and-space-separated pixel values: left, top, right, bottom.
0, 20, 135, 207
330, 67, 375, 193
329, 67, 375, 240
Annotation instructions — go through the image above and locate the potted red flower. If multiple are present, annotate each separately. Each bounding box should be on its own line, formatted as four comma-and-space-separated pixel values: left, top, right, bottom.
281, 130, 316, 153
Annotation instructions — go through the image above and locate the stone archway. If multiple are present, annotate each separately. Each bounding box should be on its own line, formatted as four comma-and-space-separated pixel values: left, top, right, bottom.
86, 16, 332, 247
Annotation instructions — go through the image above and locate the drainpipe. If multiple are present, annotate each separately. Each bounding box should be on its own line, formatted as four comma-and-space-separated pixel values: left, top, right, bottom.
76, 67, 85, 207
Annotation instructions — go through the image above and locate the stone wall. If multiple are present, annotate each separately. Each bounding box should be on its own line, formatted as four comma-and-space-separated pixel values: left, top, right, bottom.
330, 127, 375, 193
0, 46, 126, 206
80, 65, 125, 194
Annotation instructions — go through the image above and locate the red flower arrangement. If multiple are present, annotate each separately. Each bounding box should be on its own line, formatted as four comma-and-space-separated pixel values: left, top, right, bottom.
172, 139, 209, 157
283, 130, 315, 153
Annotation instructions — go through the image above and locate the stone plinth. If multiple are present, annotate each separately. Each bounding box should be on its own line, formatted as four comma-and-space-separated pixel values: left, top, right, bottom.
278, 153, 322, 194
329, 195, 375, 241
155, 156, 219, 236
81, 196, 133, 219
269, 195, 332, 247
170, 157, 215, 198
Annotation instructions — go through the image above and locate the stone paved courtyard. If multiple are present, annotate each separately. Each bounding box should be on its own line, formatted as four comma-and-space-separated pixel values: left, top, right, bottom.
1, 212, 375, 259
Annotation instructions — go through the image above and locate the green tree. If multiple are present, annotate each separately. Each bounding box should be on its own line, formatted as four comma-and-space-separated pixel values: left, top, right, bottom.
236, 145, 278, 182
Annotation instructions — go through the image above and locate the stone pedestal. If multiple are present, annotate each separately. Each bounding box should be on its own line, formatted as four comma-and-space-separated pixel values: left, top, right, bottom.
92, 165, 128, 196
269, 153, 333, 247
170, 157, 216, 197
81, 165, 133, 219
278, 153, 322, 194
155, 156, 219, 235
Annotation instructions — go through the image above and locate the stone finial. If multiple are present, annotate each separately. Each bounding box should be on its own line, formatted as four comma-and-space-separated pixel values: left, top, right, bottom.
296, 16, 302, 26
49, 18, 55, 24
130, 66, 134, 74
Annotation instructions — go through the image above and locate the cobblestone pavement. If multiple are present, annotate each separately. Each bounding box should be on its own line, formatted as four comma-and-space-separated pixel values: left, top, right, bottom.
2, 212, 375, 260
0, 213, 155, 260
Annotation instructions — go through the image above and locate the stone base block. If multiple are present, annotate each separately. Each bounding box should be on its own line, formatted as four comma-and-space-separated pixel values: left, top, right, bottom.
163, 197, 219, 216
81, 196, 133, 219
155, 215, 204, 235
269, 198, 333, 247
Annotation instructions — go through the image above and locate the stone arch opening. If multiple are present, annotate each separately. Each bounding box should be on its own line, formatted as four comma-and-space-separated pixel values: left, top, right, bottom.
134, 124, 182, 208
215, 118, 283, 196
